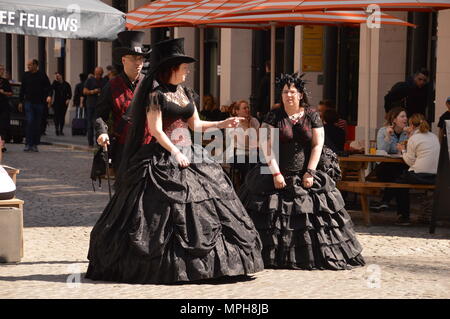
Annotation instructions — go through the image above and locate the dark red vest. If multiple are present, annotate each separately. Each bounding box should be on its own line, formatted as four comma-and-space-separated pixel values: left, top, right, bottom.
110, 75, 152, 144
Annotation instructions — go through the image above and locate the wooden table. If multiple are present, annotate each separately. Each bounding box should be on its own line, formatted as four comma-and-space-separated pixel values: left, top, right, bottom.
337, 155, 404, 226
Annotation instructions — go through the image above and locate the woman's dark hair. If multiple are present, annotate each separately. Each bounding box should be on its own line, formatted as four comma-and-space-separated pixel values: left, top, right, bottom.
79, 73, 87, 82
384, 106, 406, 127
323, 109, 339, 125
155, 63, 181, 85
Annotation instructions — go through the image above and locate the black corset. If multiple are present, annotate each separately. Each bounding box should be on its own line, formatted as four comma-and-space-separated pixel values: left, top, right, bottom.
279, 141, 310, 173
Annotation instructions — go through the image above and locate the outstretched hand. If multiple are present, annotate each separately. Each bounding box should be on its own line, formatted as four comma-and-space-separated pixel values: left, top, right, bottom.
218, 117, 245, 129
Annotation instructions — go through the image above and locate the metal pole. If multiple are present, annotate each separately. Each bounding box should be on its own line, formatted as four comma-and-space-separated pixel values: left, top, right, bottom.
270, 23, 276, 109
365, 26, 372, 155
199, 27, 205, 110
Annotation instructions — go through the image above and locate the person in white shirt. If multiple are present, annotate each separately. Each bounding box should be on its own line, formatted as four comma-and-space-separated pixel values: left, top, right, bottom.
394, 114, 440, 225
227, 100, 260, 187
397, 113, 440, 178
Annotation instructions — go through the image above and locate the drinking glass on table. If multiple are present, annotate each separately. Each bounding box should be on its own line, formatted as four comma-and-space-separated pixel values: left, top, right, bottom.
369, 140, 377, 155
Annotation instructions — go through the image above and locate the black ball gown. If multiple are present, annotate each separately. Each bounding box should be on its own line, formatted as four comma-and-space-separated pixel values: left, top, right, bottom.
85, 84, 264, 284
239, 107, 366, 270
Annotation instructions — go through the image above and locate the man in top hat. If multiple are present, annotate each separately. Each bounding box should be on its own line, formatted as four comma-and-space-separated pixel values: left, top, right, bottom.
95, 30, 150, 173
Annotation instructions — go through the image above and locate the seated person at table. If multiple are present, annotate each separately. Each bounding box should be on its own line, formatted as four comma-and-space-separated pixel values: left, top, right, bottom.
437, 97, 450, 143
199, 94, 228, 121
321, 108, 345, 153
376, 106, 409, 154
370, 107, 409, 212
227, 100, 260, 187
317, 99, 348, 133
394, 114, 440, 225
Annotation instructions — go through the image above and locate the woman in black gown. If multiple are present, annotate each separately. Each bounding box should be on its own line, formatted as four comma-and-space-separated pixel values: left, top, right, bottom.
239, 73, 365, 270
85, 38, 264, 284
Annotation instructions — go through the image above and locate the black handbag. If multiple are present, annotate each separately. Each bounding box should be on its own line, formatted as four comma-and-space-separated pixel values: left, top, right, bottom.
90, 146, 113, 198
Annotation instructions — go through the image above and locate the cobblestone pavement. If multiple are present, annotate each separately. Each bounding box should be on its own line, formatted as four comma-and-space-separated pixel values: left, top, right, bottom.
1, 141, 449, 299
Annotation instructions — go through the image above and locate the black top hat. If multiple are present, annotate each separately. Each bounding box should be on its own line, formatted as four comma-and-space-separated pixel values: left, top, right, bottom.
113, 30, 150, 65
149, 38, 196, 73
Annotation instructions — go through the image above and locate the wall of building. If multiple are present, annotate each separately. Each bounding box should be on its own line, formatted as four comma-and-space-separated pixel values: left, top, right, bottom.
0, 33, 6, 66
356, 12, 409, 142
435, 9, 450, 131
1, 3, 449, 138
174, 27, 197, 90
220, 28, 252, 107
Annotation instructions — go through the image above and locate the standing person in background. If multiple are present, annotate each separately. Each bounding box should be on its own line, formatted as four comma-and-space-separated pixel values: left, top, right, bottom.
95, 30, 150, 173
105, 65, 118, 81
437, 97, 450, 143
321, 108, 345, 153
384, 68, 430, 117
48, 72, 72, 136
228, 100, 260, 187
83, 67, 107, 147
255, 60, 271, 121
18, 59, 51, 152
73, 73, 87, 114
0, 64, 13, 153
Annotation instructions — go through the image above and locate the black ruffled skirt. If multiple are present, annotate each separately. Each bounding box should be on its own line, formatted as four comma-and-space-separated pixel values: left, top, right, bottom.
85, 143, 264, 284
239, 165, 365, 270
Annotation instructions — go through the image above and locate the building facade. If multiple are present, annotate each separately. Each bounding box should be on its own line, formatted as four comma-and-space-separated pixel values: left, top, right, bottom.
0, 0, 449, 141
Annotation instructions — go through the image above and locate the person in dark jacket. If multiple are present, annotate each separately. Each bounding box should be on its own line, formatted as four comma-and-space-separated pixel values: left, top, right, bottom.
0, 64, 13, 152
73, 73, 87, 113
83, 67, 108, 147
255, 60, 271, 121
384, 68, 430, 117
18, 59, 51, 152
95, 30, 150, 173
48, 72, 72, 136
322, 108, 345, 153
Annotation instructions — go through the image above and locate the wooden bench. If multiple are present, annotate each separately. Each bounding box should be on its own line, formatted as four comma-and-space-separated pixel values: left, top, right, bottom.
0, 198, 24, 210
337, 180, 435, 226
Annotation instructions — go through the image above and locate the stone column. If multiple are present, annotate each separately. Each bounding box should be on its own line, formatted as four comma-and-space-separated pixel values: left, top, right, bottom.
11, 35, 19, 81
97, 41, 112, 69
65, 39, 84, 122
435, 9, 450, 131
356, 12, 408, 144
0, 33, 6, 66
219, 28, 252, 107
174, 27, 197, 93
24, 36, 39, 63
45, 38, 57, 78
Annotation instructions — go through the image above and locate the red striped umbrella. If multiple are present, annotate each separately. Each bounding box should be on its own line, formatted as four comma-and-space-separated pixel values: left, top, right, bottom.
126, 0, 203, 30
214, 0, 450, 17
142, 0, 414, 28
133, 0, 413, 108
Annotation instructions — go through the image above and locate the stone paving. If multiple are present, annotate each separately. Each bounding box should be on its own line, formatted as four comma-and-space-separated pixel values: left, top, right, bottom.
1, 137, 450, 299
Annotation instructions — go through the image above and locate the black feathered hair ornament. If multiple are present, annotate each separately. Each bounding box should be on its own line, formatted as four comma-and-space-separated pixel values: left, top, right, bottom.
276, 72, 307, 92
276, 73, 310, 107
